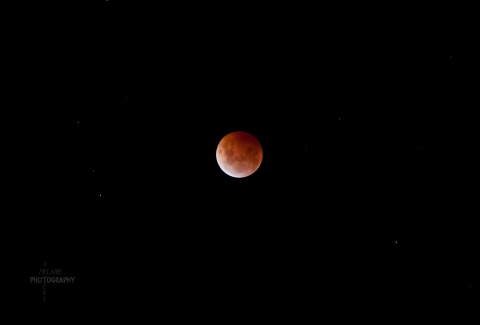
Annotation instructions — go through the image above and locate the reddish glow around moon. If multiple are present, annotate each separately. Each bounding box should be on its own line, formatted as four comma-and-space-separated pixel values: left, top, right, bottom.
216, 131, 263, 178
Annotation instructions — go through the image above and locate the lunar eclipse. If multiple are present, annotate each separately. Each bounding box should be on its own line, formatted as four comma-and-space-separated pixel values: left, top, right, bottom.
216, 131, 263, 178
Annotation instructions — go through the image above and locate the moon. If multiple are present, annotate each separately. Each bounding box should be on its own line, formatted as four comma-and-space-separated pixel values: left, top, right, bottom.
216, 131, 263, 178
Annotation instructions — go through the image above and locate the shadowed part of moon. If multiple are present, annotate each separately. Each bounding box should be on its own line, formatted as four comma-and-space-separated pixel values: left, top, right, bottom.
216, 131, 263, 178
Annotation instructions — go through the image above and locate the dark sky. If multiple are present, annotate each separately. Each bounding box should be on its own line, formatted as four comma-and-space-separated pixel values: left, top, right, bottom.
12, 1, 475, 322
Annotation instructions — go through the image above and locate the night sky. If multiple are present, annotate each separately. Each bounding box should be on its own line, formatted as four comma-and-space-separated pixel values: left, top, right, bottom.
14, 1, 476, 322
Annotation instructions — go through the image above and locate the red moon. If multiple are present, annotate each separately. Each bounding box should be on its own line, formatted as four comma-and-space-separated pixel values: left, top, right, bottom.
216, 131, 263, 178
